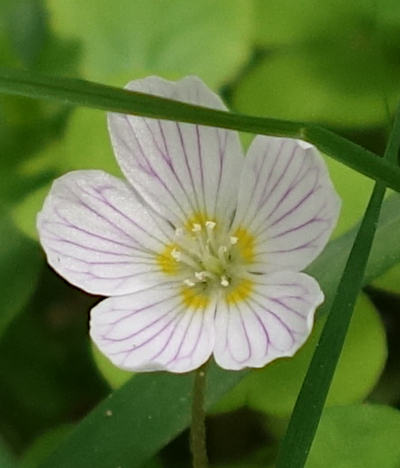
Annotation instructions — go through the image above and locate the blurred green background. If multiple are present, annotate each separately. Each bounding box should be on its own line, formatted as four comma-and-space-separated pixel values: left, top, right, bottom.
1, 1, 400, 467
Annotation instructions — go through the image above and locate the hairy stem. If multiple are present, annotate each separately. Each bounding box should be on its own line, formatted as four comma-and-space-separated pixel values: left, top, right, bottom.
190, 362, 209, 468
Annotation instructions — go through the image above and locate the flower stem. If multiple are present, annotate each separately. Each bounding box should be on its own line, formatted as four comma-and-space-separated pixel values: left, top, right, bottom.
190, 362, 209, 468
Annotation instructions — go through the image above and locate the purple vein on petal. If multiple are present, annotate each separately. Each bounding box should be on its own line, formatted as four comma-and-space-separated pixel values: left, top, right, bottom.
267, 203, 329, 240
47, 219, 137, 251
255, 184, 324, 240
165, 308, 198, 365
143, 117, 198, 215
255, 227, 329, 255
107, 309, 182, 359
252, 290, 308, 319
101, 294, 180, 328
185, 308, 208, 360
102, 301, 179, 343
58, 192, 150, 247
40, 233, 137, 258
124, 116, 189, 220
258, 150, 308, 225
195, 125, 207, 215
213, 129, 226, 213
250, 297, 297, 348
245, 299, 270, 355
76, 182, 170, 246
175, 121, 202, 214
149, 308, 189, 363
238, 139, 284, 230
258, 141, 296, 210
237, 304, 253, 362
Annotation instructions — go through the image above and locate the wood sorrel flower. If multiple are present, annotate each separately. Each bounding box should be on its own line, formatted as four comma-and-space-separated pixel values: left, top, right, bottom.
37, 76, 340, 373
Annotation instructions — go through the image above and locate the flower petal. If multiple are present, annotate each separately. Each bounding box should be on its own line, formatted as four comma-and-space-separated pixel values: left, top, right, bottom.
232, 136, 341, 273
37, 170, 177, 296
90, 286, 216, 373
213, 271, 323, 370
108, 76, 244, 226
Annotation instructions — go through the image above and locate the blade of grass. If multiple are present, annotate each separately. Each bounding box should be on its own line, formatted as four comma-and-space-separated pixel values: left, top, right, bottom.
1, 67, 400, 192
275, 104, 400, 468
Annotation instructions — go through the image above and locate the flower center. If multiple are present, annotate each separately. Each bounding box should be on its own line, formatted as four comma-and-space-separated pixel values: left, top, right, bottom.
166, 219, 243, 291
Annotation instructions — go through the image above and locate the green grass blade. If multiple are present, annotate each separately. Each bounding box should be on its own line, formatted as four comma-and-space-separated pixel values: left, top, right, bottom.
1, 67, 400, 192
275, 106, 400, 468
35, 191, 400, 468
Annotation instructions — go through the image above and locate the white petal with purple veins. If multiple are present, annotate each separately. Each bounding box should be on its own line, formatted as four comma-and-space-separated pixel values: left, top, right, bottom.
232, 136, 341, 273
90, 286, 216, 373
37, 170, 177, 296
108, 76, 244, 225
213, 271, 323, 370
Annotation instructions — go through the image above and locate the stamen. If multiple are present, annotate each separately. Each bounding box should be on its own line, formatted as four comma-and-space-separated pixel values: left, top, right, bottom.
218, 246, 228, 265
205, 220, 216, 230
220, 275, 229, 287
171, 248, 181, 261
192, 223, 202, 232
230, 236, 238, 245
195, 271, 207, 281
183, 279, 195, 287
175, 227, 183, 237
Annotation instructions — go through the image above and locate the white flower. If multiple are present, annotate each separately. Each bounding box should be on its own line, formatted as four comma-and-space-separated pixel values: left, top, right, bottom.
37, 76, 340, 373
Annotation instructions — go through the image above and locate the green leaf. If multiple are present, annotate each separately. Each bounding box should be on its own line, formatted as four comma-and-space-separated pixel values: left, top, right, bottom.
214, 293, 387, 416
20, 425, 74, 468
39, 365, 245, 468
91, 343, 131, 390
0, 0, 47, 67
372, 263, 400, 293
11, 184, 49, 240
0, 210, 42, 337
0, 68, 400, 193
47, 0, 252, 87
253, 0, 385, 48
306, 405, 400, 468
59, 107, 121, 175
0, 439, 16, 468
275, 105, 400, 468
232, 47, 400, 128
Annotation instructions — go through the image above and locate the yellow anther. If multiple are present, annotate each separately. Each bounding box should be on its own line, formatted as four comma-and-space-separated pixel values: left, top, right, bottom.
230, 236, 238, 245
195, 271, 207, 281
183, 279, 195, 287
192, 223, 202, 232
